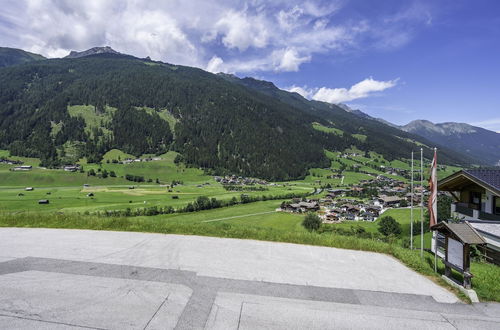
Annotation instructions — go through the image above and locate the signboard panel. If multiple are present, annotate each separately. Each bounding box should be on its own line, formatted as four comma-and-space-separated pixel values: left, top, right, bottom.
447, 238, 463, 270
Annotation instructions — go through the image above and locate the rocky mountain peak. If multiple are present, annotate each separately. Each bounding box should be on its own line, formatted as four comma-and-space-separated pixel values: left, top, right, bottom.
66, 46, 120, 59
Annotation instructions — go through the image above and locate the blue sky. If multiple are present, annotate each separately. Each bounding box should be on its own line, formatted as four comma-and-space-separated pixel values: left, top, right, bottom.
1, 0, 499, 131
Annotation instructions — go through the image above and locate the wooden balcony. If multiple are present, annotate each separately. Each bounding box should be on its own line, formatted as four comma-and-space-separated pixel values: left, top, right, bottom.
453, 203, 500, 221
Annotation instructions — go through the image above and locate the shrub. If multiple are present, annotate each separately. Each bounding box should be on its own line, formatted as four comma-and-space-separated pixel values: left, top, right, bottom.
378, 216, 402, 236
302, 213, 322, 231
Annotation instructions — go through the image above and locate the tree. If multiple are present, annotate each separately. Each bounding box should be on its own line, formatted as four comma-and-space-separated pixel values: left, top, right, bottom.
88, 169, 96, 176
378, 216, 402, 236
302, 213, 322, 231
437, 195, 452, 221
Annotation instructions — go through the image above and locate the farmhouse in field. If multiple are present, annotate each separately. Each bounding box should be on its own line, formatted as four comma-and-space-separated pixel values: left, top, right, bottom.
1, 158, 23, 165
63, 165, 80, 172
438, 169, 500, 265
11, 165, 32, 171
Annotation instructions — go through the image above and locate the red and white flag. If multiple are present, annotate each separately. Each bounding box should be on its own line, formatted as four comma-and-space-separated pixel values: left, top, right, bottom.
428, 148, 438, 227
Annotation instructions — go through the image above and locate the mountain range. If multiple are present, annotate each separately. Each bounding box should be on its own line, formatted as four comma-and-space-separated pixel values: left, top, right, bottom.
400, 120, 500, 166
0, 46, 494, 180
337, 103, 500, 166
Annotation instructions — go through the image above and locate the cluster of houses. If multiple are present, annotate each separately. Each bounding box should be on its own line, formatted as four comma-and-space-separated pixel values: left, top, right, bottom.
321, 199, 383, 223
121, 157, 162, 164
214, 175, 268, 185
280, 172, 429, 224
378, 165, 409, 177
350, 174, 424, 199
279, 197, 383, 222
340, 152, 362, 158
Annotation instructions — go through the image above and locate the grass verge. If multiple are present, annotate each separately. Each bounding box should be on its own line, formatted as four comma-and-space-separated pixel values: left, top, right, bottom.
0, 212, 498, 302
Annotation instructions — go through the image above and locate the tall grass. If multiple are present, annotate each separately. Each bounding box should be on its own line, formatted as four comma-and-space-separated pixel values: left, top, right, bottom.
1, 212, 498, 302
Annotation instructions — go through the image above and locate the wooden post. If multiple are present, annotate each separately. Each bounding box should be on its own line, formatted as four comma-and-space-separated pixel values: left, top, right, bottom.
444, 237, 451, 277
463, 244, 471, 289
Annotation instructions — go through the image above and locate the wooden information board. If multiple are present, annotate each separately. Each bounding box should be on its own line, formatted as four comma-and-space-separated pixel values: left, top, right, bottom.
447, 237, 463, 270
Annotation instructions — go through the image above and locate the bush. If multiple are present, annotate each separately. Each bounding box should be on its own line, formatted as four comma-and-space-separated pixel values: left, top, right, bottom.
302, 213, 322, 231
378, 216, 402, 236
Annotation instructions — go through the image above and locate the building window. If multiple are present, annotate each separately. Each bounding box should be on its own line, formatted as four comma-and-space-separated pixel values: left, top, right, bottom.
495, 196, 500, 215
470, 191, 481, 210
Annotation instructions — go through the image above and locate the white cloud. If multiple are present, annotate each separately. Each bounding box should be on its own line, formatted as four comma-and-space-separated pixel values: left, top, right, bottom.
312, 78, 398, 103
273, 48, 311, 72
286, 85, 313, 98
277, 6, 303, 31
285, 78, 398, 103
0, 1, 434, 74
214, 10, 269, 51
471, 118, 500, 133
206, 56, 224, 73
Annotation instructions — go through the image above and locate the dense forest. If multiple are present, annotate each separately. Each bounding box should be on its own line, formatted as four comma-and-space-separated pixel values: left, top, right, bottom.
0, 51, 471, 180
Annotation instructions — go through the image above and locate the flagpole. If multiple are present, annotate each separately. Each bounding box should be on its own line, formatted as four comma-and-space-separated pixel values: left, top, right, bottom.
410, 151, 414, 250
420, 148, 424, 258
434, 147, 438, 272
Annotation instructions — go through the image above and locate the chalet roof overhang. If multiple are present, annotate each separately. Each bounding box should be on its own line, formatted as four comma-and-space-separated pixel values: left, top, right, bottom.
438, 171, 500, 197
431, 221, 486, 245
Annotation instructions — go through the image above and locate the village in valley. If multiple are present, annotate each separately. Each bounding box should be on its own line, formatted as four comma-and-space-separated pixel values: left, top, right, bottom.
274, 151, 432, 224
280, 173, 423, 224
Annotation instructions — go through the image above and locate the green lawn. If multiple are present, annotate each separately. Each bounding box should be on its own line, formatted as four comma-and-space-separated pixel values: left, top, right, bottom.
67, 105, 115, 138
312, 122, 343, 135
102, 149, 135, 161
352, 133, 367, 142
0, 149, 311, 214
136, 106, 178, 132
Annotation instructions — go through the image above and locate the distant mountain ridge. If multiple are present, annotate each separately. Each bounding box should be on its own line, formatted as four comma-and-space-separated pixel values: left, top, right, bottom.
335, 103, 399, 128
329, 103, 499, 166
402, 120, 478, 135
401, 120, 500, 166
0, 47, 46, 67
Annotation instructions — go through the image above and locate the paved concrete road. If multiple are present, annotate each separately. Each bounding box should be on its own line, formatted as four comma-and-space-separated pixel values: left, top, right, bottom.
0, 228, 499, 329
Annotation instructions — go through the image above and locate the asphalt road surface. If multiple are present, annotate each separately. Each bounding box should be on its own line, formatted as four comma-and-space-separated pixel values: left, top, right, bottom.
0, 228, 499, 329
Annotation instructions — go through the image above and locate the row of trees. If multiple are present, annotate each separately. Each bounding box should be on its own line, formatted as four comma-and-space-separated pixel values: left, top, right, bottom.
92, 191, 311, 218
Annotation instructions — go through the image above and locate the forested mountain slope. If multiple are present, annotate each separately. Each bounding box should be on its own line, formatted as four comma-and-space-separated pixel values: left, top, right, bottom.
0, 51, 473, 180
218, 74, 474, 166
0, 47, 46, 68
